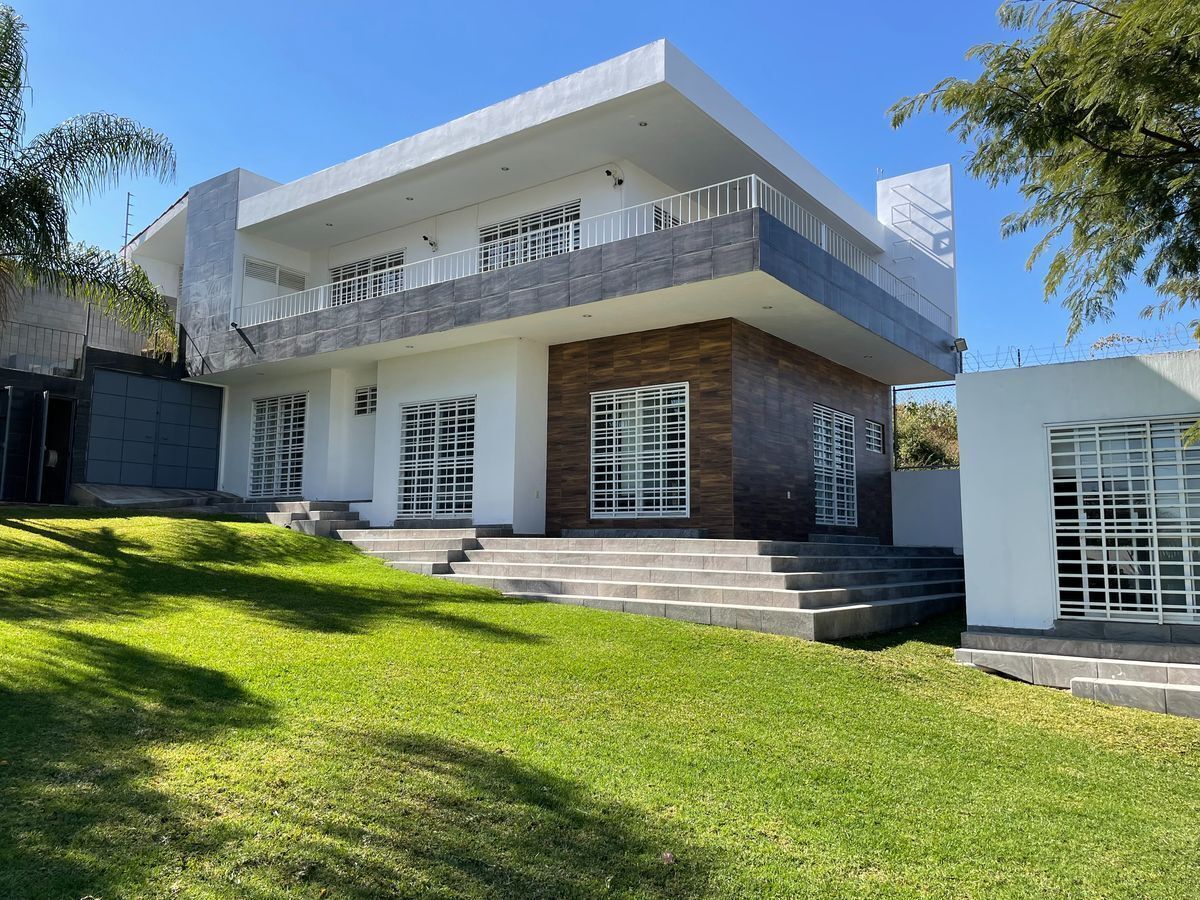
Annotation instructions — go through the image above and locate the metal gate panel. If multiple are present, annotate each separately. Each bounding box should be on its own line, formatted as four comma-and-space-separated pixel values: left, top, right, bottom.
85, 371, 221, 489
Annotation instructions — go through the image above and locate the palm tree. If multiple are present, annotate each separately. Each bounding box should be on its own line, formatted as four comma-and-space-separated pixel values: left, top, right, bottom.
0, 6, 174, 332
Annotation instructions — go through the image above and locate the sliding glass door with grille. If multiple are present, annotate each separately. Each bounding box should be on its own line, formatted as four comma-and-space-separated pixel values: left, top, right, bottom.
249, 393, 307, 498
814, 404, 857, 527
396, 396, 476, 519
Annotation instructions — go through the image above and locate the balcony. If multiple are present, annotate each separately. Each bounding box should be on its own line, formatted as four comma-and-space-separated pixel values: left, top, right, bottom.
234, 175, 952, 334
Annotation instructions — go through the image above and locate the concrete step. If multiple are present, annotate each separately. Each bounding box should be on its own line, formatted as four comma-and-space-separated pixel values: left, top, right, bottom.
336, 527, 499, 541
485, 590, 962, 641
472, 536, 957, 558
438, 573, 964, 610
807, 533, 880, 545
959, 631, 1200, 665
343, 538, 480, 552
954, 647, 1200, 689
292, 518, 368, 537
457, 548, 961, 573
363, 549, 469, 563
385, 561, 455, 576
1071, 677, 1200, 718
447, 560, 964, 591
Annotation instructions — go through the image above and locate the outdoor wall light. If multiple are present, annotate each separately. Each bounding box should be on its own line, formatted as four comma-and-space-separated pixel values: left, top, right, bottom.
951, 337, 969, 353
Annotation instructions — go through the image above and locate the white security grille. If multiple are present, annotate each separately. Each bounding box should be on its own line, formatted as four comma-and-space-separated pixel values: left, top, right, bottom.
354, 385, 377, 416
249, 393, 307, 498
865, 419, 885, 454
814, 404, 857, 526
479, 200, 581, 272
329, 250, 405, 306
244, 257, 306, 293
1050, 418, 1200, 624
396, 396, 476, 519
590, 383, 689, 519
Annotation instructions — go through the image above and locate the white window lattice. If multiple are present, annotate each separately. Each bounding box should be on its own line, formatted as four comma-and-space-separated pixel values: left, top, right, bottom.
866, 419, 885, 454
329, 250, 405, 306
244, 257, 306, 293
249, 393, 307, 498
396, 396, 475, 519
1051, 418, 1200, 624
479, 200, 581, 272
590, 383, 689, 519
814, 404, 857, 526
354, 385, 378, 416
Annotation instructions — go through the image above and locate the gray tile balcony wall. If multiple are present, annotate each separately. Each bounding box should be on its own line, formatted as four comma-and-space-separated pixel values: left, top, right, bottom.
188, 208, 958, 376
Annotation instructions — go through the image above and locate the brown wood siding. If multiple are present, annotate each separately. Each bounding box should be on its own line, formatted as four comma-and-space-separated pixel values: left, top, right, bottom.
545, 320, 735, 536
545, 318, 892, 541
731, 320, 892, 541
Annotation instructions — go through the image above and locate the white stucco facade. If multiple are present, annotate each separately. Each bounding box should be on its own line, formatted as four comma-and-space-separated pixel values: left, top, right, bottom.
958, 351, 1200, 630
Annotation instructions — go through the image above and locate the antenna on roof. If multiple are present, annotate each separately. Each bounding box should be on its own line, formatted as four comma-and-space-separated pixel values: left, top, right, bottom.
122, 191, 134, 260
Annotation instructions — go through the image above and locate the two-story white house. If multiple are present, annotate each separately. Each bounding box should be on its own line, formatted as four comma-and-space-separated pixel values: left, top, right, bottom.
127, 40, 960, 540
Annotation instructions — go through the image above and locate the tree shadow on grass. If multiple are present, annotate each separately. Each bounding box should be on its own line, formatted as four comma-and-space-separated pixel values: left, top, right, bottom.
0, 510, 544, 642
0, 631, 274, 898
238, 729, 717, 898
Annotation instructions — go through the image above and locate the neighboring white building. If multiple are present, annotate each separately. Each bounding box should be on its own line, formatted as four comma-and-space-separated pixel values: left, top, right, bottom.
958, 350, 1200, 637
125, 39, 962, 539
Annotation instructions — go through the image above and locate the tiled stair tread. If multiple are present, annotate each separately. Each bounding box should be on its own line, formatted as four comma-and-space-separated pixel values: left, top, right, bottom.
444, 572, 962, 597
457, 549, 963, 565
468, 537, 957, 555
1073, 677, 1200, 691
493, 591, 965, 614
449, 560, 964, 578
955, 647, 1200, 687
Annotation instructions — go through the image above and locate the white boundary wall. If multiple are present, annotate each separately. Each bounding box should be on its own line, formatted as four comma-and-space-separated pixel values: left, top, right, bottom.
892, 468, 962, 552
957, 351, 1200, 630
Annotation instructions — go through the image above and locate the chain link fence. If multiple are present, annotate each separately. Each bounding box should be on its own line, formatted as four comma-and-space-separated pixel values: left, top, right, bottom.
893, 383, 958, 470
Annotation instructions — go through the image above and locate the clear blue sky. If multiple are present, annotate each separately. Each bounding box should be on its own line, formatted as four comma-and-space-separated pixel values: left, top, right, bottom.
21, 0, 1179, 359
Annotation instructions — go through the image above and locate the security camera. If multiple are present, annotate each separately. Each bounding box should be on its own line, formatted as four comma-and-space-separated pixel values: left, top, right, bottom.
604, 167, 624, 188
422, 234, 438, 252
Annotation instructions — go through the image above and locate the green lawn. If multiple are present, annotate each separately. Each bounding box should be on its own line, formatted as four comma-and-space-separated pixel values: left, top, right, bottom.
0, 509, 1197, 899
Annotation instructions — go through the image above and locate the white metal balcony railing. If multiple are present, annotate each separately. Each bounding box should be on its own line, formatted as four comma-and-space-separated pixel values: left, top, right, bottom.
235, 174, 953, 333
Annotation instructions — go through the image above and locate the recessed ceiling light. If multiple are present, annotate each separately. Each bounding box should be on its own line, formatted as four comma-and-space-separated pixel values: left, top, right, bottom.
325, 222, 334, 227
582, 314, 593, 318
762, 305, 773, 310
405, 196, 414, 201
863, 354, 873, 359
405, 344, 414, 349
500, 166, 510, 171
637, 121, 648, 127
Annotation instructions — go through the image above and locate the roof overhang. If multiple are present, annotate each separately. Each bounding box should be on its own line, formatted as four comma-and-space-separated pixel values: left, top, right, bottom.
236, 40, 887, 253
126, 192, 188, 265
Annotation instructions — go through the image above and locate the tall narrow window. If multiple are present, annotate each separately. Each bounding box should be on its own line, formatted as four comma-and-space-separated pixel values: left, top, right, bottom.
249, 393, 307, 498
1051, 417, 1200, 624
814, 404, 857, 526
479, 200, 581, 272
354, 385, 378, 416
329, 250, 405, 306
591, 383, 689, 519
865, 419, 885, 454
397, 396, 476, 519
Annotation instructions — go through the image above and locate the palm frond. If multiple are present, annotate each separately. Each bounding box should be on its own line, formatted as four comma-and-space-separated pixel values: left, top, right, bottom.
0, 164, 69, 261
22, 243, 171, 333
16, 112, 174, 206
0, 7, 25, 167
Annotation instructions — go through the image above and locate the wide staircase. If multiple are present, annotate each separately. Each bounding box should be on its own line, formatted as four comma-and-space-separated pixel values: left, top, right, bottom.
334, 527, 964, 641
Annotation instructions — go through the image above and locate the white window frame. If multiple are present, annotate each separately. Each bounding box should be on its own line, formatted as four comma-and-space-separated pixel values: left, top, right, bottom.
329, 249, 405, 306
865, 419, 885, 454
396, 395, 476, 520
479, 200, 581, 272
248, 392, 307, 499
1049, 415, 1200, 624
590, 382, 690, 520
814, 404, 857, 527
354, 385, 378, 417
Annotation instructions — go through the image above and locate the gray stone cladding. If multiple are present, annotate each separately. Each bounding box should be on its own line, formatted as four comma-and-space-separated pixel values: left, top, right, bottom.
184, 206, 958, 376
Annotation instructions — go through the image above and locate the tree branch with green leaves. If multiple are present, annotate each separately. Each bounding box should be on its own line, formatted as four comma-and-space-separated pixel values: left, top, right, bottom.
890, 0, 1200, 340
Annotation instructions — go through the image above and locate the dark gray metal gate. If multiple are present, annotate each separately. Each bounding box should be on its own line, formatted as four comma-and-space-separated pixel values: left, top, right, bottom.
85, 370, 221, 488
